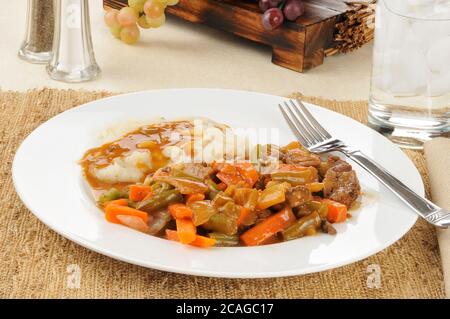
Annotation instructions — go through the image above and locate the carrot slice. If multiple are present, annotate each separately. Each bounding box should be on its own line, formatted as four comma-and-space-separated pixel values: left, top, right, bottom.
129, 185, 153, 202
217, 182, 227, 191
240, 207, 296, 246
168, 203, 193, 219
260, 234, 280, 245
186, 193, 205, 205
116, 215, 149, 233
166, 229, 180, 242
235, 163, 259, 187
104, 204, 149, 224
165, 230, 216, 248
323, 199, 348, 223
104, 198, 128, 207
191, 235, 216, 248
142, 191, 154, 201
237, 206, 250, 226
216, 171, 242, 186
176, 218, 197, 244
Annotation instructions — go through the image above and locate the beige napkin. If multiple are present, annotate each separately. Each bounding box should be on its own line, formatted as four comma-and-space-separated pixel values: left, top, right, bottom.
424, 137, 450, 298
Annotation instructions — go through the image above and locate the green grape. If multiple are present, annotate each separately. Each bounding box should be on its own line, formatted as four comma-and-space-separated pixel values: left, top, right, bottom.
144, 0, 166, 19
137, 15, 151, 29
117, 6, 138, 27
145, 13, 166, 28
166, 0, 179, 5
104, 9, 120, 28
128, 0, 147, 12
110, 24, 123, 39
120, 24, 140, 44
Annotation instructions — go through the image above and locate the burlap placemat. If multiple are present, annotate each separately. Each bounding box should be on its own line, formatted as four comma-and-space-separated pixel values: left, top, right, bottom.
0, 89, 444, 298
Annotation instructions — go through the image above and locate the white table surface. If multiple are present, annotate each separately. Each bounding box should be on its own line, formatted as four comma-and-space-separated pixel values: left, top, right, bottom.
0, 0, 373, 100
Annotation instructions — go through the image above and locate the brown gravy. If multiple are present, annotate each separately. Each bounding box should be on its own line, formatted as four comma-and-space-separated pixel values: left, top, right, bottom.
80, 120, 194, 191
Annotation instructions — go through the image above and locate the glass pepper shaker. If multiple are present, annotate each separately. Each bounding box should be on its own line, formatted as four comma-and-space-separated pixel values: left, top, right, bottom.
47, 0, 101, 82
18, 0, 55, 64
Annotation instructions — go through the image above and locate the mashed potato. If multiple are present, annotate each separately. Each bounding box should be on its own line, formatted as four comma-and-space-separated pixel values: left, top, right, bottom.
91, 150, 152, 184
163, 119, 249, 164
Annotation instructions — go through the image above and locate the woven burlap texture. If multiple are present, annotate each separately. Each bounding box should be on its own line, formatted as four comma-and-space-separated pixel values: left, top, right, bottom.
0, 89, 444, 298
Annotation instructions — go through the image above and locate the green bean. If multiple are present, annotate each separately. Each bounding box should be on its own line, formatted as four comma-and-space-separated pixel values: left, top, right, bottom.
307, 200, 328, 220
151, 181, 173, 194
143, 174, 153, 186
208, 233, 240, 246
98, 188, 128, 205
171, 169, 203, 182
136, 189, 183, 212
234, 188, 258, 211
205, 179, 221, 200
282, 211, 321, 241
271, 170, 315, 185
154, 175, 208, 194
189, 200, 217, 226
318, 162, 330, 177
211, 192, 234, 209
203, 202, 240, 235
271, 167, 317, 183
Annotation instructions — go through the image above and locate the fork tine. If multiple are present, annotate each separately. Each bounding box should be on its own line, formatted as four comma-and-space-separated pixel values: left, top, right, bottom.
283, 101, 315, 145
288, 100, 324, 143
278, 104, 310, 147
294, 99, 332, 139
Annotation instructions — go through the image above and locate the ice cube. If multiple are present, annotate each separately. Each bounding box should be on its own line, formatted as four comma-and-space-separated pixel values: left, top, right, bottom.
387, 43, 428, 96
427, 72, 450, 96
409, 18, 450, 52
425, 12, 450, 36
384, 13, 411, 50
426, 36, 450, 73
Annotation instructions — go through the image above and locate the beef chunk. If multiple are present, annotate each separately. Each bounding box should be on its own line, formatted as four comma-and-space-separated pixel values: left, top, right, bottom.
286, 186, 312, 208
327, 156, 352, 173
284, 149, 321, 167
255, 209, 272, 224
323, 159, 360, 207
254, 175, 267, 190
321, 221, 337, 235
293, 203, 312, 217
180, 163, 213, 180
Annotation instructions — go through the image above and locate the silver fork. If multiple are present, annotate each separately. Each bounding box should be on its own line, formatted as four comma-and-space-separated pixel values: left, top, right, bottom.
279, 99, 450, 228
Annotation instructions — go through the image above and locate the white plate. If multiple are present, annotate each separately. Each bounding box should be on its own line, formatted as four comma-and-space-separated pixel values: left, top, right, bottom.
12, 89, 422, 278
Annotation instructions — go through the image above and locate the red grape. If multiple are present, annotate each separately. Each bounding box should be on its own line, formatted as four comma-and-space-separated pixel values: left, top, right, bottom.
259, 0, 283, 12
259, 0, 270, 11
262, 8, 284, 31
283, 0, 305, 21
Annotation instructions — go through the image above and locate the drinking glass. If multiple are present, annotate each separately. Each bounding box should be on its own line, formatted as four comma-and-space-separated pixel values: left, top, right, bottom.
368, 0, 450, 149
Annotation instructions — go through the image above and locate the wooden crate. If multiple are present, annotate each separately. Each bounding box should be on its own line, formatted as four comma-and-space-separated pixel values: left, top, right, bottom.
104, 0, 375, 72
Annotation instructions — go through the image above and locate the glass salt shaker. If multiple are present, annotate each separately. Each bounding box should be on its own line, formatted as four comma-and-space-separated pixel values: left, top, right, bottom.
47, 0, 101, 82
18, 0, 55, 64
